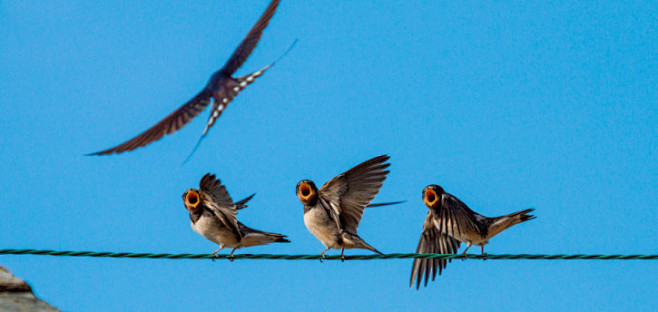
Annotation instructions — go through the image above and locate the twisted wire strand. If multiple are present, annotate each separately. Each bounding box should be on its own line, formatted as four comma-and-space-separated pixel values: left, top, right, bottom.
0, 249, 656, 261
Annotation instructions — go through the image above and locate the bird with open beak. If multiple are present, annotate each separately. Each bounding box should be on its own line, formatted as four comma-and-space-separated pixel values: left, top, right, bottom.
411, 184, 535, 288
183, 173, 290, 259
296, 155, 391, 261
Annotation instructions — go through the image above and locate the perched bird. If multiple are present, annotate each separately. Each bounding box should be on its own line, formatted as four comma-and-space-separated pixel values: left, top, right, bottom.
411, 184, 535, 288
90, 0, 285, 157
182, 173, 290, 258
296, 155, 391, 260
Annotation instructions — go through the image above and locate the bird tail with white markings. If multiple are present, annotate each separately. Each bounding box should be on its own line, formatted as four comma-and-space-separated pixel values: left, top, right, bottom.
235, 38, 298, 86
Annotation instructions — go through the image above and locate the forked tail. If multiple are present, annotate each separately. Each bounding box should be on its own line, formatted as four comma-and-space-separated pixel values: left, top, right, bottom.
487, 208, 536, 238
241, 224, 291, 246
234, 38, 298, 87
181, 40, 298, 165
351, 234, 384, 255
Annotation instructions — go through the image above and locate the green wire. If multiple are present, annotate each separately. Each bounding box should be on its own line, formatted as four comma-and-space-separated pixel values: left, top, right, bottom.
0, 249, 656, 261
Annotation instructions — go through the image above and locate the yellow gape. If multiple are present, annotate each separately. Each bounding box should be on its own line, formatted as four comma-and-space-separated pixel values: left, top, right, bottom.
186, 189, 200, 208
297, 181, 316, 204
423, 188, 438, 207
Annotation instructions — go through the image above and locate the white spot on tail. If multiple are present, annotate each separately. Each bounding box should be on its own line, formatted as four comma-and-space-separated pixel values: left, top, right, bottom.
246, 76, 254, 82
233, 87, 240, 92
222, 98, 228, 103
240, 81, 247, 87
213, 110, 219, 118
218, 104, 225, 111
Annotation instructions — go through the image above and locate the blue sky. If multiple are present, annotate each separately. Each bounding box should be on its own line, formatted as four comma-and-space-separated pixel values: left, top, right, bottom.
1, 1, 656, 311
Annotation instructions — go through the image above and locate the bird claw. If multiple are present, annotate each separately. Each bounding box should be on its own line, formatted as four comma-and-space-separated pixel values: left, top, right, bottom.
319, 252, 326, 263
341, 255, 345, 262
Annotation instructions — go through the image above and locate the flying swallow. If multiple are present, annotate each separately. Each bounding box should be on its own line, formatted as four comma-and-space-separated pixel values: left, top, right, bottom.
182, 173, 290, 258
90, 0, 284, 157
410, 184, 535, 288
296, 155, 391, 260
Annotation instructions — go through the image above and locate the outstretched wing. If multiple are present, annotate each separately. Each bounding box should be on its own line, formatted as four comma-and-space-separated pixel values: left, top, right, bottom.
199, 173, 242, 241
410, 213, 461, 289
219, 0, 280, 75
435, 193, 482, 239
89, 89, 211, 155
319, 155, 390, 234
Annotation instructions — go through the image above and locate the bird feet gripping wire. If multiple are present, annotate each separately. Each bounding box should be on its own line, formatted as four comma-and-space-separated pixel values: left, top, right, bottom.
227, 249, 237, 262
211, 245, 224, 262
319, 248, 330, 263
461, 243, 473, 261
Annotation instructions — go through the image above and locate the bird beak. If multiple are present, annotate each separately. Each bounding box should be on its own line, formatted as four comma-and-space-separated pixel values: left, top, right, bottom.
185, 189, 200, 210
297, 181, 316, 204
423, 188, 439, 207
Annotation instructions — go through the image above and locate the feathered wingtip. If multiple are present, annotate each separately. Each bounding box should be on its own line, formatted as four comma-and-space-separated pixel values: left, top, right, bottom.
366, 200, 406, 208
236, 193, 257, 210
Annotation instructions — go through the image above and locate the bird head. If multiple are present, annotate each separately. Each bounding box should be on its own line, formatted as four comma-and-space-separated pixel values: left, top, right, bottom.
423, 185, 444, 209
182, 189, 202, 212
296, 180, 318, 205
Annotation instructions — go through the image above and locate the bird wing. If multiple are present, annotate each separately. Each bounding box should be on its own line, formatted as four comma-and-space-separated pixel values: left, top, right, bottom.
199, 173, 242, 241
219, 0, 281, 75
235, 193, 256, 210
89, 89, 212, 155
183, 64, 274, 163
436, 193, 482, 239
365, 201, 406, 208
410, 212, 461, 289
318, 155, 390, 234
